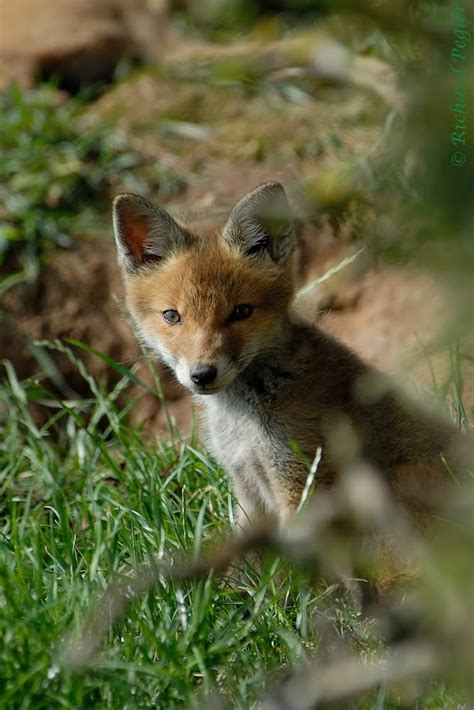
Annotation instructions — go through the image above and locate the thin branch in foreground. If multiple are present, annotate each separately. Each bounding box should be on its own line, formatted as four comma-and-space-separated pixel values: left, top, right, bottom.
261, 639, 439, 710
60, 528, 275, 670
59, 466, 409, 669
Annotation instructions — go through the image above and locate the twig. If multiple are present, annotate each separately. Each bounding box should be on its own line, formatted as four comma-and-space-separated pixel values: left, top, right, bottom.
261, 640, 438, 710
60, 527, 274, 669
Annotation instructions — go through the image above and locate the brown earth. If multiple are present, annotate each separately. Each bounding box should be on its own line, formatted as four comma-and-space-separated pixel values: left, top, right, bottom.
2, 28, 472, 435
3, 214, 470, 439
0, 237, 189, 433
0, 0, 167, 90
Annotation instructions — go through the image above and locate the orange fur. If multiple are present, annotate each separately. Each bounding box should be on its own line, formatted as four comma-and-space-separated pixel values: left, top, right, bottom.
113, 183, 473, 537
126, 228, 294, 371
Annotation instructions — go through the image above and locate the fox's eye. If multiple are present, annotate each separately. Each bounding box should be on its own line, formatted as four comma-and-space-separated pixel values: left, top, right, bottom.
162, 309, 181, 324
230, 304, 253, 321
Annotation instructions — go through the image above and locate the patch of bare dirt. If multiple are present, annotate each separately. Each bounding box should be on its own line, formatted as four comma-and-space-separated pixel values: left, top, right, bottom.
0, 0, 167, 90
4, 220, 470, 440
2, 33, 471, 434
320, 271, 474, 416
318, 268, 447, 374
91, 68, 383, 183
0, 237, 191, 433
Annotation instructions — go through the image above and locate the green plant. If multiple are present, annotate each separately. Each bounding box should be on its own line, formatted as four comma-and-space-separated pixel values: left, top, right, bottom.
0, 349, 326, 707
0, 85, 184, 293
0, 345, 470, 707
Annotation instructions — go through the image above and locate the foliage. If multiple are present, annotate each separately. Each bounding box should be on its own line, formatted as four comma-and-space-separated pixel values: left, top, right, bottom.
0, 350, 343, 707
1, 0, 473, 706
0, 346, 470, 707
0, 85, 183, 293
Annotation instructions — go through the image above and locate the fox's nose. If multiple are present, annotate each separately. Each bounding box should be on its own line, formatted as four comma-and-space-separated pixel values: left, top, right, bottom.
190, 364, 217, 387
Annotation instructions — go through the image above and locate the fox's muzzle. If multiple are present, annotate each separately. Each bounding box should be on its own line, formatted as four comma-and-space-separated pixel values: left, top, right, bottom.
190, 364, 218, 387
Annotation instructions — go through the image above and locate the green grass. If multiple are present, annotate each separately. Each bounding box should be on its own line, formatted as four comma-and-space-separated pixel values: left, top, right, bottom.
0, 350, 327, 708
0, 85, 184, 294
0, 344, 469, 708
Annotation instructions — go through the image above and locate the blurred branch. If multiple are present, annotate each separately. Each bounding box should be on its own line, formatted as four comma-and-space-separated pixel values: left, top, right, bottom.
261, 639, 438, 710
61, 527, 275, 670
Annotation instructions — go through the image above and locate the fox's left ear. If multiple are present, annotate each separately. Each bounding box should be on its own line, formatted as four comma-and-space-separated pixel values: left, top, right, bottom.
223, 182, 295, 264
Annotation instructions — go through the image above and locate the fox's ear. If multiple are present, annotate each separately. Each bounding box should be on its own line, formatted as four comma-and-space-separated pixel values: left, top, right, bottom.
112, 194, 187, 272
223, 182, 295, 264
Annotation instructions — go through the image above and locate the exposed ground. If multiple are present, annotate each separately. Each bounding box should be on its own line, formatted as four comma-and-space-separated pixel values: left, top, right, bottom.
3, 45, 473, 432
1, 11, 473, 708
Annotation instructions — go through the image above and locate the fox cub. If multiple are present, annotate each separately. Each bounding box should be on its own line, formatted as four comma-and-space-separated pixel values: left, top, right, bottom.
113, 182, 471, 530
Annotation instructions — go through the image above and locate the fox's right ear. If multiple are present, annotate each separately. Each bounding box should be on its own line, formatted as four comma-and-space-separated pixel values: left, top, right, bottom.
112, 194, 188, 273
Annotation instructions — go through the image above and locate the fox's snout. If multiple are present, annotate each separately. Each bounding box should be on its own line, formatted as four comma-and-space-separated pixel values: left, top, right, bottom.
190, 364, 217, 387
176, 353, 238, 394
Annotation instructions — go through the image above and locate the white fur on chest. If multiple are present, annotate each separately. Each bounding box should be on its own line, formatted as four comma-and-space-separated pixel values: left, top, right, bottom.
200, 395, 261, 469
197, 394, 280, 511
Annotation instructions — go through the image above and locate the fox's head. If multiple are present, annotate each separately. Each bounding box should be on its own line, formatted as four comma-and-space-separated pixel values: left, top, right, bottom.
113, 182, 296, 394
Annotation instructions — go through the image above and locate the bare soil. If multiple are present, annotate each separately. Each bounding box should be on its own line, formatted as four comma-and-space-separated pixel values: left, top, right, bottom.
2, 41, 472, 434
4, 217, 469, 438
